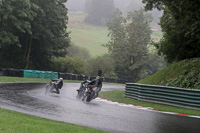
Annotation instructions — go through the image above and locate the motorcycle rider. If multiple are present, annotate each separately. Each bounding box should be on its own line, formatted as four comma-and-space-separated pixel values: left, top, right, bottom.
77, 76, 102, 98
51, 78, 63, 94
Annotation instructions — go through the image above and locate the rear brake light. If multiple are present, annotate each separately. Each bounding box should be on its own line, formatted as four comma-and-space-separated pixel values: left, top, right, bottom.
92, 87, 96, 90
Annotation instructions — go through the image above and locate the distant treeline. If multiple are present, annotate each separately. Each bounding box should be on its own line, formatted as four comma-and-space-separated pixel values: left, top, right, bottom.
66, 0, 162, 28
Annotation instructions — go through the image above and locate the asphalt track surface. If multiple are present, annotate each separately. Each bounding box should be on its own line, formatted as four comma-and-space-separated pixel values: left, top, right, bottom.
0, 83, 200, 133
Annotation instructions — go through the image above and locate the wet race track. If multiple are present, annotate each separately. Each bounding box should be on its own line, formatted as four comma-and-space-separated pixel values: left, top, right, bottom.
0, 83, 200, 133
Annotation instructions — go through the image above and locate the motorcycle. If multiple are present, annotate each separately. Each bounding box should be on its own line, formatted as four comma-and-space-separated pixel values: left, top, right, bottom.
77, 78, 102, 102
81, 86, 97, 102
76, 80, 91, 99
76, 81, 96, 102
45, 80, 60, 94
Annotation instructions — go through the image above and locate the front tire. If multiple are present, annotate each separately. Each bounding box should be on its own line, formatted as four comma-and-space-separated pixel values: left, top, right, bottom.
85, 91, 95, 102
82, 95, 86, 101
76, 89, 85, 99
76, 91, 82, 99
56, 88, 60, 94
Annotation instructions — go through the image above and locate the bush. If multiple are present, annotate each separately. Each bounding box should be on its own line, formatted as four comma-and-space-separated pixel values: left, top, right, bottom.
67, 44, 91, 60
139, 58, 200, 89
165, 69, 200, 89
51, 56, 86, 75
86, 54, 117, 78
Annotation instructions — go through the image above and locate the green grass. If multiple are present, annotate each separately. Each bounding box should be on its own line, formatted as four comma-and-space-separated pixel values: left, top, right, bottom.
69, 28, 162, 57
69, 28, 109, 57
138, 58, 200, 85
68, 11, 163, 57
99, 91, 200, 116
0, 108, 107, 133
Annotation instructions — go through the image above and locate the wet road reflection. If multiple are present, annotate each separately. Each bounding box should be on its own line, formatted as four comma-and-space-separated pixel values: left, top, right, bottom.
0, 83, 199, 133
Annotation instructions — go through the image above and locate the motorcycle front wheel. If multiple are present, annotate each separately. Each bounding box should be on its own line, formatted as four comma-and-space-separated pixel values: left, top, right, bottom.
85, 91, 95, 102
76, 90, 84, 99
45, 84, 54, 94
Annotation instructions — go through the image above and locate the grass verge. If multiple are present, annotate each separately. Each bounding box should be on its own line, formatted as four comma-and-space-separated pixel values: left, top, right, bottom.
138, 58, 200, 89
99, 90, 200, 116
0, 108, 107, 133
69, 28, 109, 57
69, 28, 163, 57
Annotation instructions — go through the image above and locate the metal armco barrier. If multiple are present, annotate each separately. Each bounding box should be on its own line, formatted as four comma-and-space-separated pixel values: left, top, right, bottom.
125, 83, 200, 110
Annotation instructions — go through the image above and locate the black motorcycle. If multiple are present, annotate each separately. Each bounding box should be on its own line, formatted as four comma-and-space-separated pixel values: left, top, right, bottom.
76, 81, 96, 102
45, 80, 60, 94
82, 86, 97, 102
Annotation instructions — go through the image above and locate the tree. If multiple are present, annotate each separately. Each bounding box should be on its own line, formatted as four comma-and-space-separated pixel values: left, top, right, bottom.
24, 0, 70, 70
67, 43, 91, 60
51, 56, 86, 74
0, 0, 35, 68
0, 0, 70, 70
86, 54, 116, 78
145, 51, 166, 75
85, 0, 115, 26
142, 0, 200, 63
106, 8, 153, 81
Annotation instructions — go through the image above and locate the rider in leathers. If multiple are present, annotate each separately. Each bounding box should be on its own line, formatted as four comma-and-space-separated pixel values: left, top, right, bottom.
78, 76, 102, 98
52, 78, 63, 94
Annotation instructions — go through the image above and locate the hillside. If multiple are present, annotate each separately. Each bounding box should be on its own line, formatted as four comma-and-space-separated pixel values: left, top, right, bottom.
67, 11, 162, 57
138, 58, 200, 89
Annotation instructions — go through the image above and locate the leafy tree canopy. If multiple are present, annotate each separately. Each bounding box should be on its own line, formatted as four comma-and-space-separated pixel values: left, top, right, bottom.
67, 43, 91, 60
0, 0, 70, 70
0, 0, 36, 68
87, 54, 116, 78
51, 56, 86, 74
85, 0, 115, 26
106, 8, 153, 81
143, 0, 200, 63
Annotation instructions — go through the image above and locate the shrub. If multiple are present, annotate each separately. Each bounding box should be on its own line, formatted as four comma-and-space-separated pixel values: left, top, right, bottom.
51, 56, 86, 75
